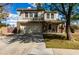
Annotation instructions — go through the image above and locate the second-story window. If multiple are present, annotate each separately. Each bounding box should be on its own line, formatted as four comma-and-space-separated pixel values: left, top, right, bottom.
25, 12, 28, 18
34, 13, 38, 18
51, 14, 54, 19
29, 12, 33, 17
47, 13, 50, 19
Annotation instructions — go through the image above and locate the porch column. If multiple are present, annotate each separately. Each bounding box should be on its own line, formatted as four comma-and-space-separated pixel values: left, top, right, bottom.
17, 22, 20, 33
57, 25, 59, 33
50, 13, 51, 19
44, 13, 47, 20
33, 13, 35, 18
46, 23, 48, 32
28, 13, 30, 18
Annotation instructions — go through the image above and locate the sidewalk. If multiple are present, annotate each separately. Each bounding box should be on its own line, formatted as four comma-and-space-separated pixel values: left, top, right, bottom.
53, 48, 79, 55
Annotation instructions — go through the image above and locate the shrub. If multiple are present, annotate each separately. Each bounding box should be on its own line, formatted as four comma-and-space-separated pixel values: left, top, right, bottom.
70, 26, 75, 33
71, 25, 79, 30
70, 25, 79, 33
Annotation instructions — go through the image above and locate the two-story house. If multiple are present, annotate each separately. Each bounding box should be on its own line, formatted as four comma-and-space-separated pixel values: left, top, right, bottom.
17, 8, 64, 34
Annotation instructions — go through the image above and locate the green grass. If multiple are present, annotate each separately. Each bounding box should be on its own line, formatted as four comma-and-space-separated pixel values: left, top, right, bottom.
44, 33, 79, 49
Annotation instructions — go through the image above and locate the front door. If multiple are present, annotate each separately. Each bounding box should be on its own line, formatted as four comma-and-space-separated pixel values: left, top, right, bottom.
48, 24, 57, 32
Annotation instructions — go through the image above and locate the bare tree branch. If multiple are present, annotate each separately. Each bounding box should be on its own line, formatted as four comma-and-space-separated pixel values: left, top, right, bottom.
67, 4, 76, 17
61, 3, 67, 15
53, 4, 66, 15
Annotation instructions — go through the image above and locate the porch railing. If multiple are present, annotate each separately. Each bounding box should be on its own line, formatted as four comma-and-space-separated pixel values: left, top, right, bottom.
19, 17, 44, 21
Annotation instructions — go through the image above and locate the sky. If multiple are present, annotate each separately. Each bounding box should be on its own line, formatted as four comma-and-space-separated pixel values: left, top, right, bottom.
2, 3, 79, 26
6, 3, 36, 14
2, 3, 36, 27
3, 3, 52, 27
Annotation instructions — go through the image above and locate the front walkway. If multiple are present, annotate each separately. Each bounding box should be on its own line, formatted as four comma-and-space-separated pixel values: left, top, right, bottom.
0, 36, 79, 55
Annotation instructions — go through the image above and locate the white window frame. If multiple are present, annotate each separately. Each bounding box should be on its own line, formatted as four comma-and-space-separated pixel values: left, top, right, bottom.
46, 13, 50, 19
25, 12, 28, 18
29, 12, 33, 18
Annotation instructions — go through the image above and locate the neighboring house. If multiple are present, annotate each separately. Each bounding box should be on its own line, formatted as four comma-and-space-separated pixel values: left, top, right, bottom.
0, 26, 13, 35
17, 8, 64, 34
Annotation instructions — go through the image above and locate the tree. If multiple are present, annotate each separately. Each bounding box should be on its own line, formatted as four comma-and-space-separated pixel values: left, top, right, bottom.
49, 3, 78, 40
33, 3, 45, 10
0, 4, 9, 23
71, 13, 79, 20
33, 3, 79, 40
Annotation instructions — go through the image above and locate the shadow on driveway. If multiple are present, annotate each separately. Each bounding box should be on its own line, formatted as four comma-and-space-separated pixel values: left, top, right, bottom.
8, 33, 44, 44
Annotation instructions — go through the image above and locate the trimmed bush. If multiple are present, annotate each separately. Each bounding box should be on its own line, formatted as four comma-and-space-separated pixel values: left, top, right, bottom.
43, 33, 66, 40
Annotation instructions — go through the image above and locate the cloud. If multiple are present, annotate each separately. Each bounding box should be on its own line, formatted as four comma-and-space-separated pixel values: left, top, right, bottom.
7, 13, 19, 20
4, 13, 19, 27
27, 7, 32, 9
9, 13, 19, 18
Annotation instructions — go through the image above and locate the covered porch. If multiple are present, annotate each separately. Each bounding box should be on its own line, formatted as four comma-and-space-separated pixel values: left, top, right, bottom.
17, 20, 65, 34
42, 20, 64, 33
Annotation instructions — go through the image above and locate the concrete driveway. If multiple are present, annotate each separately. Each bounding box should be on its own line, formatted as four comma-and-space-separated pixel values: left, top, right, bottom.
0, 35, 53, 55
0, 36, 79, 55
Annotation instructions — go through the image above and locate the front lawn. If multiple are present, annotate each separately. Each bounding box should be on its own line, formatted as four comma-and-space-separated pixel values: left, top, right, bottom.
44, 33, 79, 49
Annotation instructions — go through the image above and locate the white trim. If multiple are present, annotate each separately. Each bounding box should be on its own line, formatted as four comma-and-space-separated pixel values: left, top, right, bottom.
50, 13, 51, 19
28, 13, 30, 18
44, 13, 47, 20
33, 13, 35, 18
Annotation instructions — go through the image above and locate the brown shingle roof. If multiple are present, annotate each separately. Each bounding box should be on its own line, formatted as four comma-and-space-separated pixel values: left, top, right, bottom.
17, 8, 58, 14
17, 8, 45, 11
